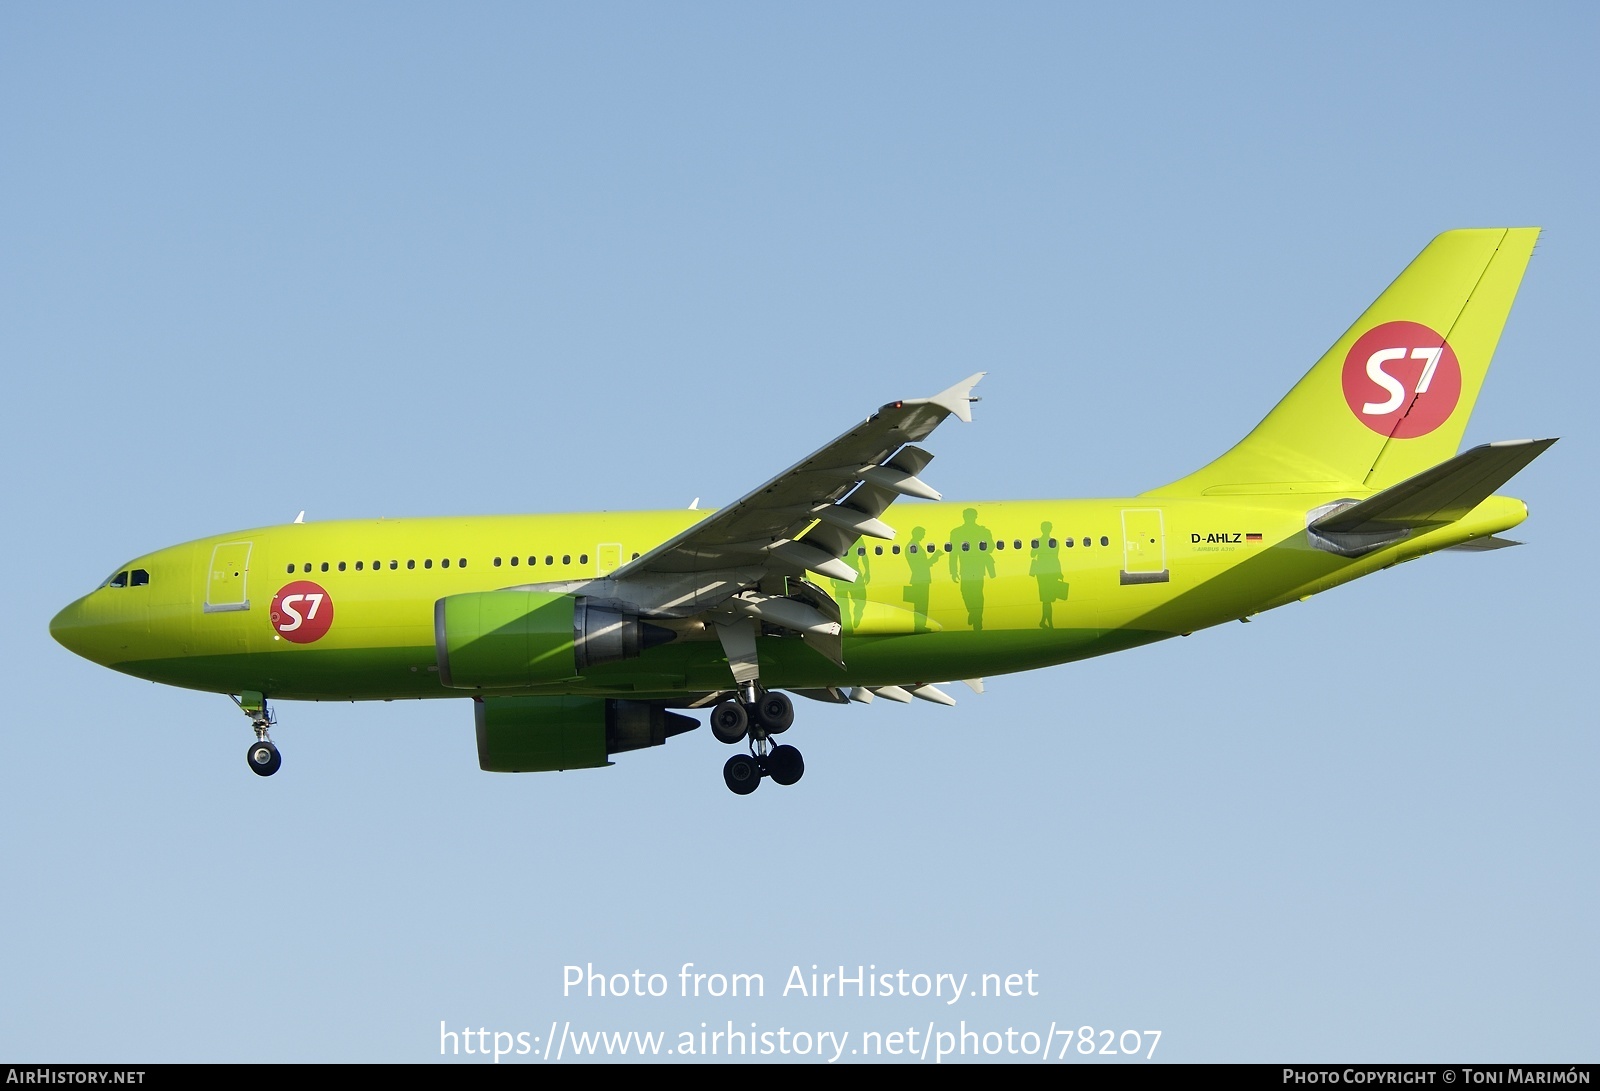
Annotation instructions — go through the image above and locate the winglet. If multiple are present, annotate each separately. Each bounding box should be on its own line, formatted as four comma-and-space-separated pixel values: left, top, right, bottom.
910, 372, 986, 423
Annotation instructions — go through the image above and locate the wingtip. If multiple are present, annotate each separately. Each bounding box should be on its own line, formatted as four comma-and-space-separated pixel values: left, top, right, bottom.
931, 371, 987, 423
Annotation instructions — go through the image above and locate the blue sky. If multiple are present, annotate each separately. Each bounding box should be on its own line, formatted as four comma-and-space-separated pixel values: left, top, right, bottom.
3, 3, 1595, 1062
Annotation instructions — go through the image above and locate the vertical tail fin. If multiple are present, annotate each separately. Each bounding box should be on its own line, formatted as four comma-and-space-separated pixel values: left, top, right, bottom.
1149, 228, 1539, 497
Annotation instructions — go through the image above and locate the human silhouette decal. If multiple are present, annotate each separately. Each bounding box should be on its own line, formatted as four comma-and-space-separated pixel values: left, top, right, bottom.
1028, 521, 1069, 628
947, 508, 995, 630
831, 543, 871, 629
902, 526, 935, 632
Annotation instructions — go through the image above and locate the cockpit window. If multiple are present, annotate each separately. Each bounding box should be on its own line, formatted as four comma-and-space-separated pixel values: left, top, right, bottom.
101, 566, 151, 589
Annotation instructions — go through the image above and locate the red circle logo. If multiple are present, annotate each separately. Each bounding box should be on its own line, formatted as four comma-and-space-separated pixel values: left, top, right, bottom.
270, 581, 335, 643
1340, 320, 1461, 438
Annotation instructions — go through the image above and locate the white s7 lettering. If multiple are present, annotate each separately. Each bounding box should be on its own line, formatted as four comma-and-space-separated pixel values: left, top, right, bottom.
1363, 348, 1408, 414
278, 595, 305, 632
1411, 346, 1443, 393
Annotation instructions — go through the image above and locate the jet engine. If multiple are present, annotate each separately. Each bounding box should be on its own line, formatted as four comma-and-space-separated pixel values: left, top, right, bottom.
474, 695, 698, 772
434, 591, 672, 690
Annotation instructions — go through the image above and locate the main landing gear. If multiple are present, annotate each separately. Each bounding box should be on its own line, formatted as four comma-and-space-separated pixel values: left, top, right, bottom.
232, 693, 282, 777
711, 688, 803, 795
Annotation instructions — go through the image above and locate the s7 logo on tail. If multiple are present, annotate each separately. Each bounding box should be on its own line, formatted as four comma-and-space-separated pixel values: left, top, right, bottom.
1341, 320, 1461, 437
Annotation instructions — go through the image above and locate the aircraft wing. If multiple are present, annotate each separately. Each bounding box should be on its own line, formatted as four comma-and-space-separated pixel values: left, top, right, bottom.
507, 373, 982, 674
614, 372, 984, 588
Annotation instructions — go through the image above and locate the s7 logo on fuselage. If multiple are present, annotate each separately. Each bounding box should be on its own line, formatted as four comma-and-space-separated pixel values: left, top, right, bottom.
270, 581, 335, 643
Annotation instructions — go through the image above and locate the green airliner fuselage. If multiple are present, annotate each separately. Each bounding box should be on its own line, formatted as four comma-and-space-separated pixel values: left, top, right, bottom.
51, 493, 1526, 701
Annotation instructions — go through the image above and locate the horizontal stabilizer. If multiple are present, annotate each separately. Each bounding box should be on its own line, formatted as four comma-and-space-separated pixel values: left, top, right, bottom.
1444, 535, 1522, 552
1312, 439, 1555, 536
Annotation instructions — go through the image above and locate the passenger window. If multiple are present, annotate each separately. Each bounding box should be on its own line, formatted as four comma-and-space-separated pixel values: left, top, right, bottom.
579, 554, 588, 565
510, 556, 519, 566
961, 542, 970, 551
978, 541, 987, 550
857, 547, 866, 556
355, 561, 364, 571
1100, 536, 1110, 546
285, 564, 294, 574
407, 560, 415, 570
459, 558, 467, 568
1048, 538, 1057, 548
1083, 537, 1091, 548
441, 558, 450, 569
1013, 539, 1022, 550
130, 569, 150, 587
494, 557, 503, 567
1030, 539, 1039, 549
944, 544, 952, 553
874, 546, 883, 555
389, 560, 398, 570
1065, 537, 1075, 548
545, 556, 553, 566
338, 561, 346, 572
631, 553, 640, 560
892, 545, 901, 555
562, 555, 571, 565
995, 541, 1004, 550
320, 562, 329, 573
303, 563, 312, 573
424, 559, 433, 569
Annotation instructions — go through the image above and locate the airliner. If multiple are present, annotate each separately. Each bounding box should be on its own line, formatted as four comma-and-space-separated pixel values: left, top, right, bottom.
50, 228, 1554, 794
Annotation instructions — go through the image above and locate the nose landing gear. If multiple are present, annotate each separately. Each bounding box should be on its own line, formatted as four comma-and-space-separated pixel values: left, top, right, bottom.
247, 738, 282, 777
712, 689, 803, 795
232, 692, 282, 778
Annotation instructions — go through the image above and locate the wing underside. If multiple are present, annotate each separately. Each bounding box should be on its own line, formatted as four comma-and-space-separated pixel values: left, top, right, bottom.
505, 373, 985, 678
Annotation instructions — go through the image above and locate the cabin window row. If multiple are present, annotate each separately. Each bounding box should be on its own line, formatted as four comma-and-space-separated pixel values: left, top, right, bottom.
868, 535, 1112, 556
493, 554, 586, 567
491, 553, 644, 567
282, 551, 645, 575
286, 558, 470, 574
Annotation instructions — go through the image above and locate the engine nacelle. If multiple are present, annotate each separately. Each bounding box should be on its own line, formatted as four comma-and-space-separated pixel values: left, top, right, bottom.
474, 695, 698, 772
435, 591, 668, 690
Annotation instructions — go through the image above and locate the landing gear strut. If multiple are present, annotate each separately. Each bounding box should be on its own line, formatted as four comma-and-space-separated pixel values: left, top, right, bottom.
711, 689, 802, 794
232, 693, 282, 777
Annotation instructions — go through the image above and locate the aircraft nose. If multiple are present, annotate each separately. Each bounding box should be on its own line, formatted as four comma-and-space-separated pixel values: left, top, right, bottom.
50, 596, 102, 664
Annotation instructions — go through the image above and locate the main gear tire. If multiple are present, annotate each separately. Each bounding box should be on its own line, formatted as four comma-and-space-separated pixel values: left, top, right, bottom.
710, 700, 749, 744
722, 753, 761, 795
